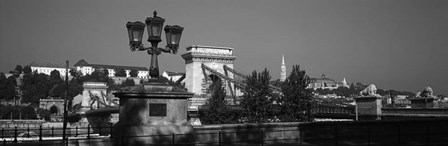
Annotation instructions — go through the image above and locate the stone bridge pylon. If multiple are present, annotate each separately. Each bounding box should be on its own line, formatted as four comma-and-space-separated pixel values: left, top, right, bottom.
181, 45, 242, 109
80, 82, 118, 112
181, 45, 240, 96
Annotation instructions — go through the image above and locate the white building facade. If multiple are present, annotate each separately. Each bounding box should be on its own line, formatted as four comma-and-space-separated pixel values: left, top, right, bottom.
30, 62, 69, 77
29, 59, 149, 79
73, 59, 149, 79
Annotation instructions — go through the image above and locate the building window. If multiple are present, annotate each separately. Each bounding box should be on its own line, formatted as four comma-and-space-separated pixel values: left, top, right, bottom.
149, 103, 167, 117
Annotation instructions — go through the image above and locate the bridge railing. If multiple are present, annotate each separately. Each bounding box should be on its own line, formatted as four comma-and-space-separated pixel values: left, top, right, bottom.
2, 119, 448, 145
313, 104, 355, 115
0, 124, 114, 142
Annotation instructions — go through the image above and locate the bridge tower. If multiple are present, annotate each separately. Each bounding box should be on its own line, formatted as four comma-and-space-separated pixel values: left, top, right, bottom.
181, 45, 238, 96
81, 82, 109, 112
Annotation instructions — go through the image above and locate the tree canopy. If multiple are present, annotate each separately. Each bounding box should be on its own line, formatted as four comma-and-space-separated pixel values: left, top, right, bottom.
114, 68, 127, 77
129, 69, 138, 77
0, 73, 16, 101
0, 105, 37, 119
122, 78, 135, 86
199, 81, 238, 124
278, 65, 313, 122
240, 68, 275, 123
21, 73, 50, 103
15, 65, 23, 74
23, 66, 32, 74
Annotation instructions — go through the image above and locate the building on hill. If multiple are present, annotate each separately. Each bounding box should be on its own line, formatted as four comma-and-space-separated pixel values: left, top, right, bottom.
307, 74, 349, 90
28, 59, 150, 79
74, 59, 149, 79
30, 61, 69, 77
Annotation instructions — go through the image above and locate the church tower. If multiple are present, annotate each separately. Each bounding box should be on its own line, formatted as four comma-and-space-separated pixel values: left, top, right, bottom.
342, 78, 349, 88
280, 54, 286, 82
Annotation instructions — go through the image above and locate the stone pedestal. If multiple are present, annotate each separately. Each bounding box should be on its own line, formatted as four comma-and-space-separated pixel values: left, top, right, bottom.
354, 96, 383, 117
409, 97, 434, 109
113, 79, 193, 145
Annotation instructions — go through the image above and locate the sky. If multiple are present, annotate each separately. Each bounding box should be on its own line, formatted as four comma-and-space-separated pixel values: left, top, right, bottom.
1, 0, 447, 95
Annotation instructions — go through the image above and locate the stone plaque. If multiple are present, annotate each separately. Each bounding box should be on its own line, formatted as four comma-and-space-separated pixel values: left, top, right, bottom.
149, 103, 167, 117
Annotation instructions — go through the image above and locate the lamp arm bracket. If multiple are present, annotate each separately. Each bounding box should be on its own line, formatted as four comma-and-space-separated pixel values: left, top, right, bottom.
147, 47, 162, 55
130, 44, 152, 52
159, 47, 172, 53
136, 45, 152, 51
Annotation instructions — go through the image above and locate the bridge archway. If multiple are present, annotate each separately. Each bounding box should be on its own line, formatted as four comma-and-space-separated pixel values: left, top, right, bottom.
181, 45, 238, 96
39, 98, 64, 115
50, 105, 58, 115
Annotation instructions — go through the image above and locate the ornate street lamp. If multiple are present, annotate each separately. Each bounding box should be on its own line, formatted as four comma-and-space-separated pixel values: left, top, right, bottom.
118, 12, 191, 144
126, 11, 183, 79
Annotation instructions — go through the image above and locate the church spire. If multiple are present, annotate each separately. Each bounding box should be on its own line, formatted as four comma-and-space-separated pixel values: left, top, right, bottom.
342, 77, 348, 87
280, 54, 286, 82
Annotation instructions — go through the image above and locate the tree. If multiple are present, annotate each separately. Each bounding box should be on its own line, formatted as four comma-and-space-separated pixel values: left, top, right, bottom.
0, 105, 14, 119
23, 66, 32, 74
122, 78, 135, 86
0, 105, 37, 119
50, 70, 61, 80
21, 73, 49, 103
49, 70, 63, 88
49, 84, 65, 98
129, 69, 138, 77
0, 73, 7, 100
88, 69, 109, 82
199, 81, 238, 124
36, 108, 50, 121
0, 72, 6, 80
102, 68, 109, 77
270, 79, 282, 87
1, 76, 17, 100
15, 65, 23, 74
49, 70, 63, 99
278, 65, 313, 122
70, 68, 83, 80
20, 105, 38, 119
240, 68, 274, 123
114, 68, 127, 77
355, 82, 367, 90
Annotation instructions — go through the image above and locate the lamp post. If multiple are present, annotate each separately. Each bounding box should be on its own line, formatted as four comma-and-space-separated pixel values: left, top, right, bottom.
117, 12, 191, 144
126, 11, 183, 80
62, 60, 68, 142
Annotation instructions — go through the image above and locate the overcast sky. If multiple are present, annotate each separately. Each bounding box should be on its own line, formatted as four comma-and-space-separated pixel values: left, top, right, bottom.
1, 0, 447, 95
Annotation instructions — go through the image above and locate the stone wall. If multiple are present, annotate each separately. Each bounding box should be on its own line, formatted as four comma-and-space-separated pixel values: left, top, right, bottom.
0, 120, 45, 129
382, 107, 448, 117
193, 122, 301, 144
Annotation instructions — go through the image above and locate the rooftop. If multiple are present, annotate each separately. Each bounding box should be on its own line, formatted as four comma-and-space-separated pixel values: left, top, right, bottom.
29, 61, 66, 68
186, 45, 234, 50
74, 59, 148, 71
